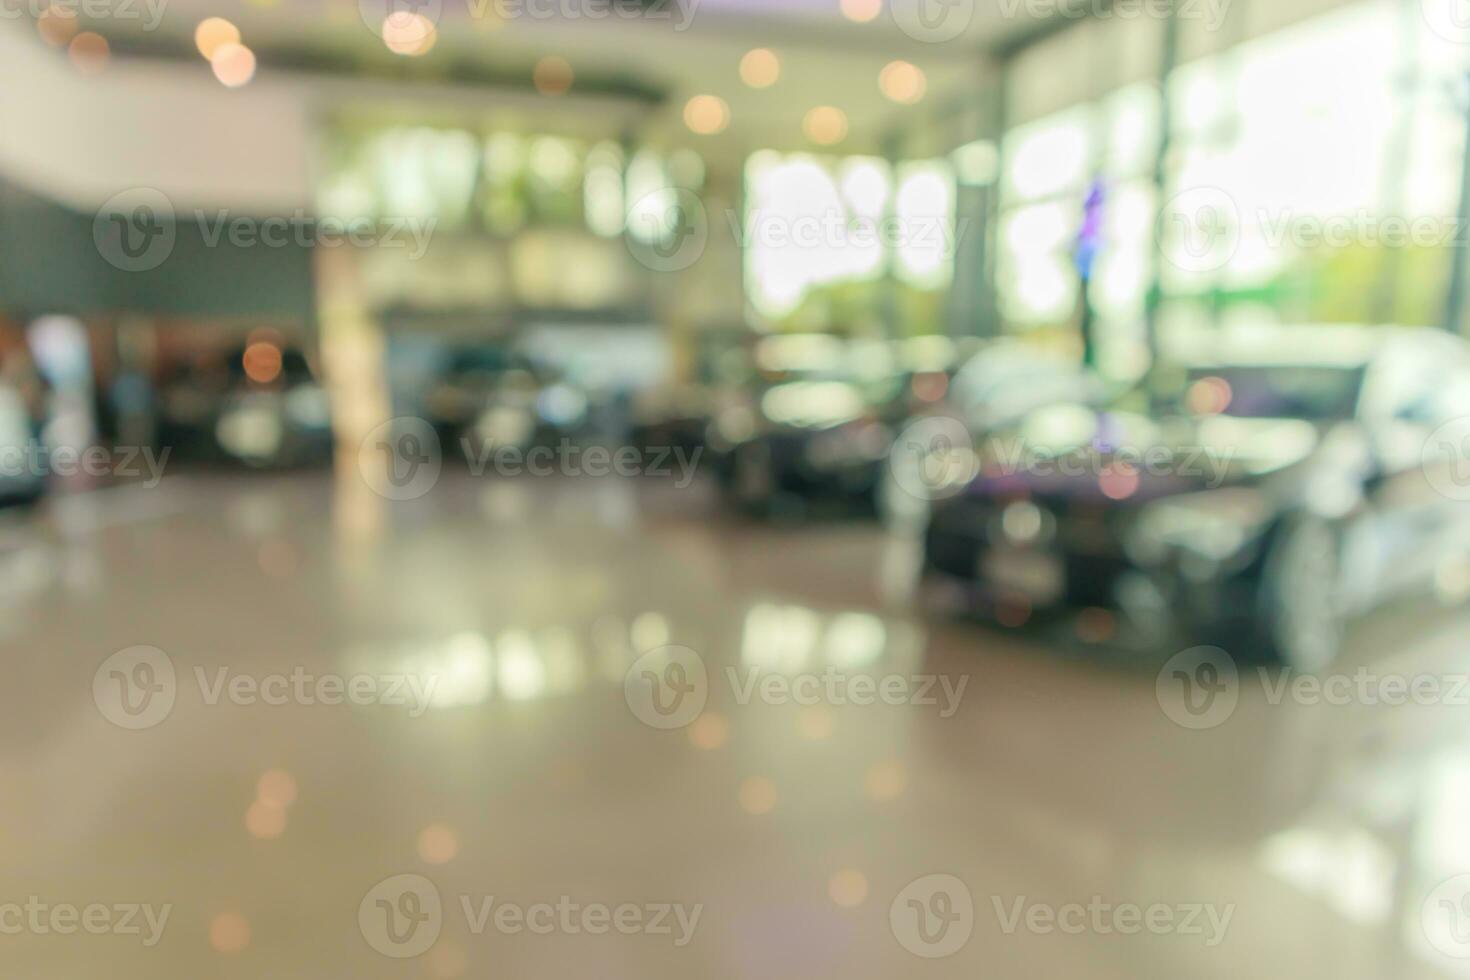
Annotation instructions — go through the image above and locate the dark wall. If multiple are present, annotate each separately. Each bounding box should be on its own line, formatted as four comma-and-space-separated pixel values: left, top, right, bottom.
0, 179, 315, 322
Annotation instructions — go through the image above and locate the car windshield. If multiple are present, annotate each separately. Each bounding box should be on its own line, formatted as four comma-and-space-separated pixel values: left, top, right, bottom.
1184, 365, 1365, 421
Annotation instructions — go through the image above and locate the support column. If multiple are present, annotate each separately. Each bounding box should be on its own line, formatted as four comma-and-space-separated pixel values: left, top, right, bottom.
1144, 0, 1182, 376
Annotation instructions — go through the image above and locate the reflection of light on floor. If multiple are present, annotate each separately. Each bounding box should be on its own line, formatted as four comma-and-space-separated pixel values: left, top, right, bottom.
742, 603, 821, 673
428, 942, 468, 978
497, 630, 547, 701
827, 869, 868, 908
433, 632, 495, 707
688, 712, 730, 750
244, 799, 286, 839
539, 625, 587, 692
1258, 826, 1393, 925
479, 481, 531, 523
877, 530, 925, 605
631, 611, 671, 652
823, 612, 886, 668
863, 760, 906, 802
209, 912, 251, 954
738, 776, 778, 815
741, 603, 924, 674
592, 615, 633, 681
417, 823, 459, 864
246, 769, 296, 839
257, 769, 297, 807
796, 705, 836, 740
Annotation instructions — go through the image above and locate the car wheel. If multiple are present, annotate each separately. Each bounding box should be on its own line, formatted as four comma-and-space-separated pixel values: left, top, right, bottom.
1262, 516, 1343, 671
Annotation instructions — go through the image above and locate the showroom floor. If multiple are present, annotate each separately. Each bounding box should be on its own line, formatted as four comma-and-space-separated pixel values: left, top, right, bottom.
1, 471, 1467, 979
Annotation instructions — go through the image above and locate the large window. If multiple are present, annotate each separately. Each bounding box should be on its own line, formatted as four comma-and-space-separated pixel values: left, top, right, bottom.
742, 151, 956, 332
995, 0, 1470, 379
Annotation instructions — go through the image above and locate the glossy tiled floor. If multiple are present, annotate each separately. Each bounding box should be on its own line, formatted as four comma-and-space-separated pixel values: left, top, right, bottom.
3, 470, 1470, 979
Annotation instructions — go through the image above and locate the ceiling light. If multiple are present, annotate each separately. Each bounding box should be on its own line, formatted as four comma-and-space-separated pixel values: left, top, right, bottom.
381, 11, 436, 56
194, 17, 240, 59
211, 42, 257, 87
803, 106, 848, 145
684, 95, 730, 135
879, 60, 925, 104
739, 48, 780, 88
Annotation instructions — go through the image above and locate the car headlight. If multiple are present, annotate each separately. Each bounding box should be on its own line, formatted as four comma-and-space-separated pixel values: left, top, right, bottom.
1127, 488, 1272, 567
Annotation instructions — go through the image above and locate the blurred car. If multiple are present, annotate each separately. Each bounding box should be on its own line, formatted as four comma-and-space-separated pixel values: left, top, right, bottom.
629, 384, 718, 464
706, 335, 914, 516
0, 380, 44, 506
214, 344, 333, 467
714, 335, 1093, 518
426, 345, 590, 464
920, 325, 1470, 668
882, 341, 1103, 527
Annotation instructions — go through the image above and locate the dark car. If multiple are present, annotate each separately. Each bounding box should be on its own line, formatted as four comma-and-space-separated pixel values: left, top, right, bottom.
0, 380, 44, 506
425, 346, 546, 463
881, 341, 1103, 528
708, 335, 936, 516
214, 344, 333, 467
920, 325, 1470, 668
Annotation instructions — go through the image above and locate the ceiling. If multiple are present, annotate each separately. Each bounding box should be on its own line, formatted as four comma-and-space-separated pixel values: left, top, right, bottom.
73, 0, 1071, 157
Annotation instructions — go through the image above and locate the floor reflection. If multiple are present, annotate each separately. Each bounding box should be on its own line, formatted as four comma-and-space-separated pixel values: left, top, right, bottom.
1, 471, 1469, 978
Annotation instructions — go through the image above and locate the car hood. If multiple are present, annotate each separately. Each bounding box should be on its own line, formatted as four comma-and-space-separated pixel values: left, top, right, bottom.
966, 405, 1332, 504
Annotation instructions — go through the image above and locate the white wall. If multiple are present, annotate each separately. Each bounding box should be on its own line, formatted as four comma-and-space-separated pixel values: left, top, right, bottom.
0, 19, 312, 213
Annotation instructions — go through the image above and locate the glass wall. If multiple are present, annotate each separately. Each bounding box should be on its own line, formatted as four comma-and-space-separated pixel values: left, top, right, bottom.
742, 150, 956, 335
994, 0, 1470, 380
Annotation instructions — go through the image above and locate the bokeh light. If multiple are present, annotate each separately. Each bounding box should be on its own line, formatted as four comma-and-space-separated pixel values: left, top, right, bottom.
879, 60, 926, 104
67, 32, 109, 75
828, 869, 869, 907
796, 705, 835, 739
211, 43, 257, 88
381, 12, 436, 56
739, 48, 780, 88
242, 342, 282, 383
194, 17, 240, 59
37, 7, 79, 47
533, 56, 574, 96
1187, 376, 1234, 415
244, 800, 286, 839
683, 95, 730, 136
688, 712, 730, 750
256, 769, 297, 807
209, 912, 251, 954
863, 760, 906, 801
738, 776, 777, 815
417, 824, 460, 864
802, 106, 848, 145
840, 0, 881, 22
